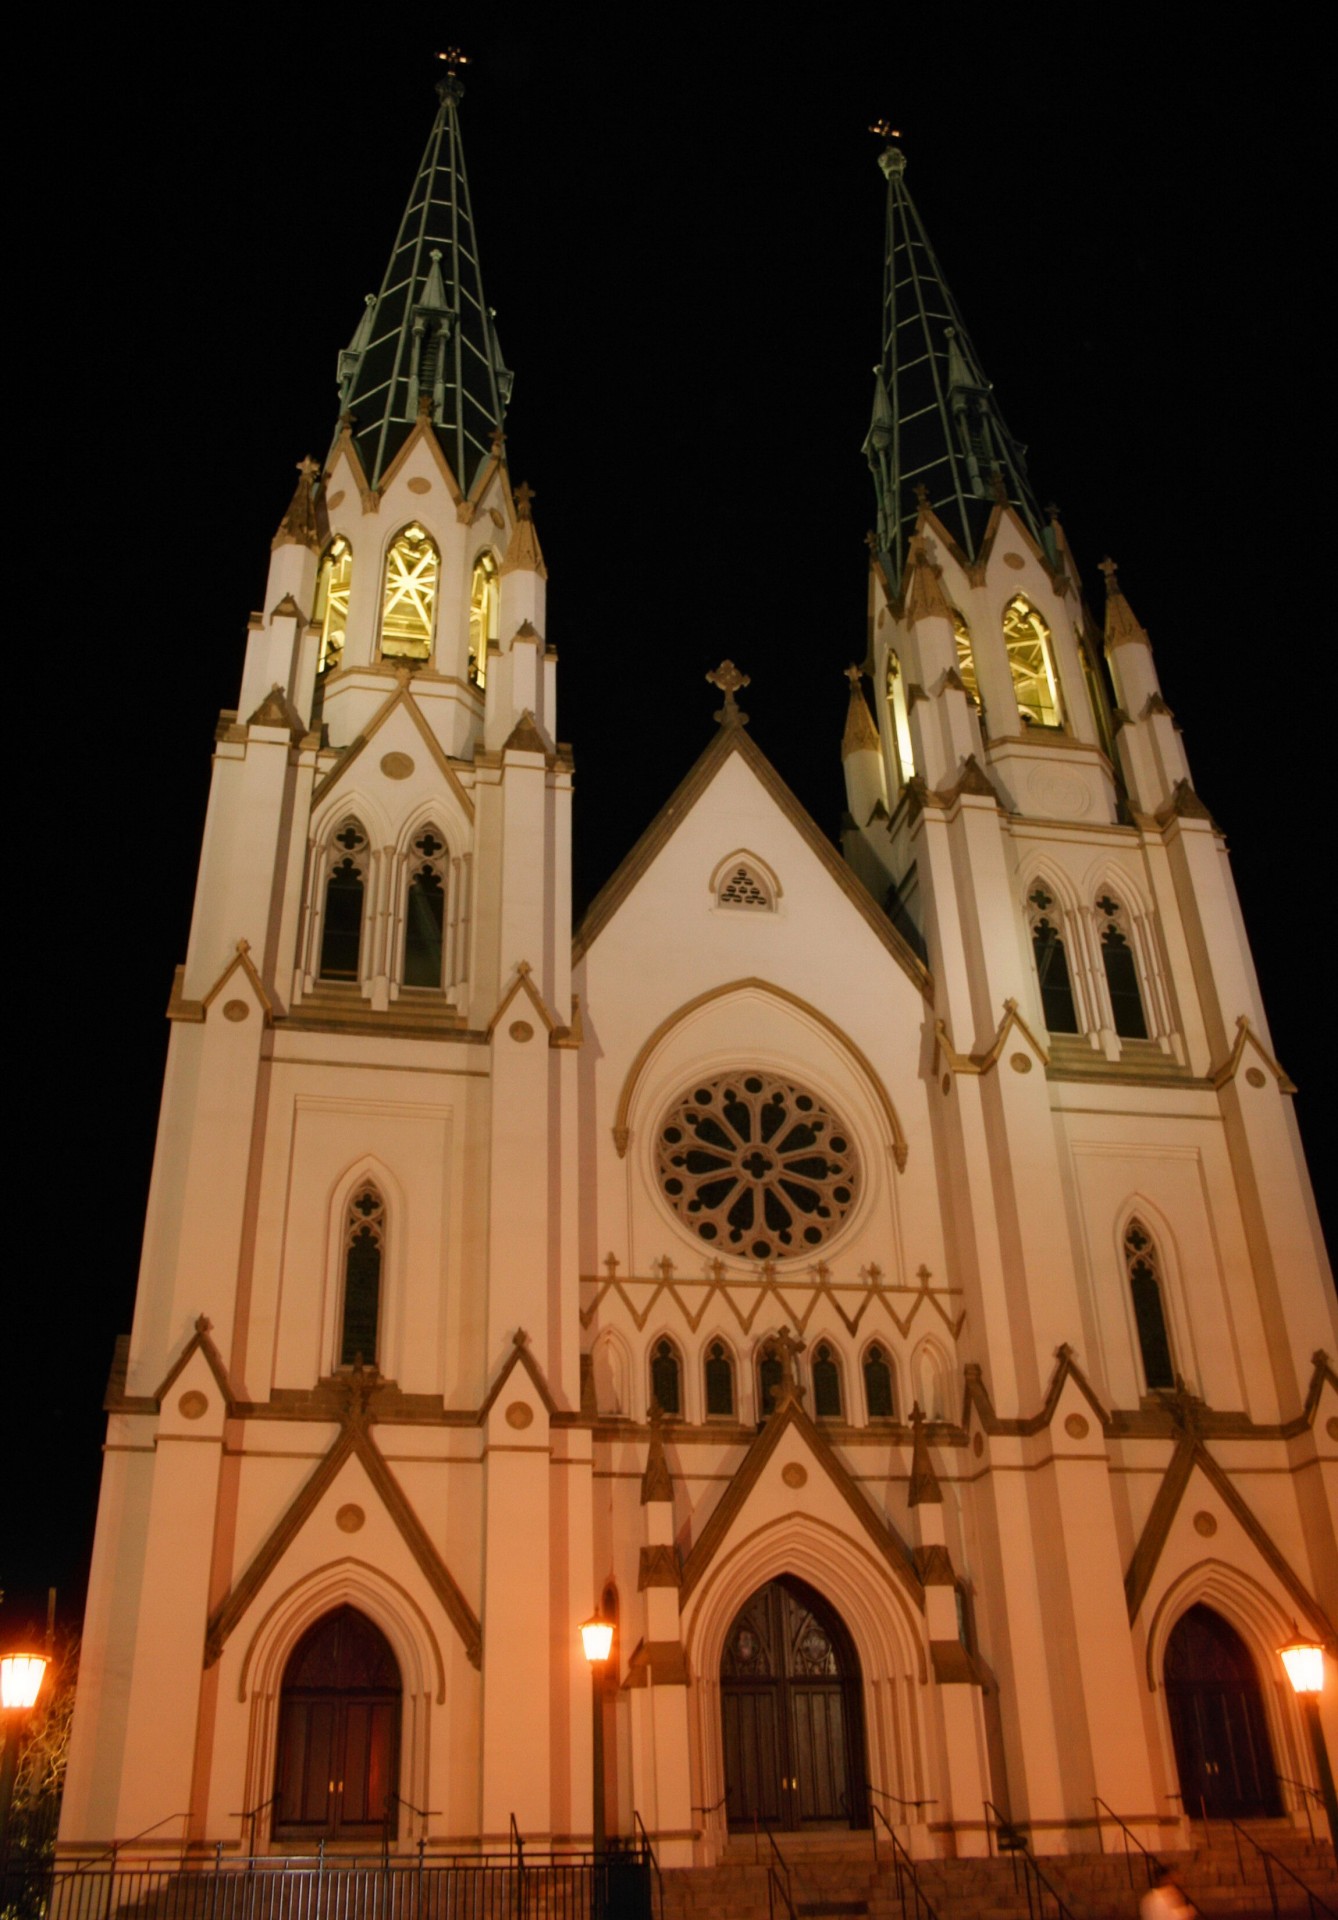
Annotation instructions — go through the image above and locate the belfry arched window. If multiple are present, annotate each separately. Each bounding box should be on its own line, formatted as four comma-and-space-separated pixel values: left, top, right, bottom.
885, 652, 916, 784
950, 609, 982, 717
811, 1343, 843, 1420
863, 1345, 895, 1420
1027, 885, 1079, 1033
340, 1183, 385, 1367
704, 1340, 735, 1418
315, 536, 353, 674
320, 821, 368, 983
1002, 595, 1062, 729
468, 551, 499, 689
380, 524, 439, 661
403, 826, 448, 989
1124, 1218, 1174, 1390
1096, 894, 1149, 1039
650, 1337, 682, 1417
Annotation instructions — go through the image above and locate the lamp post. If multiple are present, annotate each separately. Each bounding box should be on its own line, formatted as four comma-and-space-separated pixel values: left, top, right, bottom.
580, 1614, 614, 1861
1279, 1634, 1338, 1850
0, 1652, 50, 1852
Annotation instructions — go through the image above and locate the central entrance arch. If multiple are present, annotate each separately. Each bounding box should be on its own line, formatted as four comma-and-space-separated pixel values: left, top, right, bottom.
721, 1575, 868, 1830
274, 1605, 401, 1840
1164, 1603, 1281, 1820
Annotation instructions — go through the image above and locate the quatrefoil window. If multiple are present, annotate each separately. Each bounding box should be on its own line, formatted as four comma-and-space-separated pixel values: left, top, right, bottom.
655, 1074, 860, 1260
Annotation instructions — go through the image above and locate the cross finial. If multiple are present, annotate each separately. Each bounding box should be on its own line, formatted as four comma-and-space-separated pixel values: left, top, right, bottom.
490, 424, 506, 456
706, 659, 751, 727
845, 664, 863, 689
436, 47, 469, 101
296, 456, 319, 481
914, 482, 930, 510
1099, 556, 1120, 590
514, 481, 535, 520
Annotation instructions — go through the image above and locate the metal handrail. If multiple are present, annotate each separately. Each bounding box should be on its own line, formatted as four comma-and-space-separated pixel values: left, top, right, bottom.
869, 1783, 938, 1817
691, 1790, 729, 1817
1092, 1798, 1205, 1913
983, 1801, 1079, 1920
228, 1792, 277, 1859
1213, 1810, 1335, 1920
633, 1810, 665, 1920
67, 1812, 191, 1873
752, 1812, 794, 1914
765, 1862, 799, 1920
868, 1797, 941, 1919
1278, 1771, 1323, 1846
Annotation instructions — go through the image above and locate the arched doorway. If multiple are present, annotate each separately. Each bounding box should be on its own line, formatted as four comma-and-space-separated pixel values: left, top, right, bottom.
274, 1605, 401, 1839
1164, 1604, 1281, 1819
721, 1576, 868, 1830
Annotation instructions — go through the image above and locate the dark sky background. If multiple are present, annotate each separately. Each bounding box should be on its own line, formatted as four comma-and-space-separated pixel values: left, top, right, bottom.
5, 20, 1332, 1642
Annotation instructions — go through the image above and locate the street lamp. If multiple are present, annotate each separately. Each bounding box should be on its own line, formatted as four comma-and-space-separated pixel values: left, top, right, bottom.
1279, 1633, 1338, 1849
580, 1614, 613, 1860
0, 1652, 50, 1849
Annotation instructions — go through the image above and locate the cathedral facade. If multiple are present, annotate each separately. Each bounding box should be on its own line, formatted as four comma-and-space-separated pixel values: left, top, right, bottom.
60, 72, 1337, 1867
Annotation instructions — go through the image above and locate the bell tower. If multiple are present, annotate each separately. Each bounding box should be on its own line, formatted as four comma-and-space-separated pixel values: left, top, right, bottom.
61, 59, 588, 1851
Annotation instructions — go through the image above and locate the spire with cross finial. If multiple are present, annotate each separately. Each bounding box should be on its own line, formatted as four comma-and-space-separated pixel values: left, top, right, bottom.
272, 455, 322, 552
1099, 556, 1150, 651
842, 664, 881, 760
863, 126, 1042, 583
706, 660, 751, 727
333, 54, 512, 492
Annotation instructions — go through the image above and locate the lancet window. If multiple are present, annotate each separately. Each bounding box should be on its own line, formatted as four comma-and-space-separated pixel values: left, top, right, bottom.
1027, 885, 1079, 1033
340, 1183, 385, 1367
1003, 595, 1062, 729
650, 1337, 682, 1417
811, 1343, 843, 1420
718, 864, 773, 910
885, 652, 916, 784
863, 1344, 895, 1420
704, 1340, 736, 1418
1124, 1218, 1174, 1390
1096, 894, 1149, 1039
403, 826, 448, 989
380, 523, 439, 661
319, 821, 368, 983
468, 551, 499, 689
951, 610, 982, 715
315, 536, 353, 674
757, 1346, 784, 1418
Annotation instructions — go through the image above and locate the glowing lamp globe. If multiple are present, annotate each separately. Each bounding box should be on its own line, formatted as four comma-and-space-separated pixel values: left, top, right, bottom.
580, 1617, 614, 1665
1279, 1637, 1325, 1695
0, 1653, 49, 1712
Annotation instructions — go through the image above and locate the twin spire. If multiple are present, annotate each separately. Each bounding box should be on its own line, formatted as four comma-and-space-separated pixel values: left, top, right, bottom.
864, 140, 1043, 584
335, 59, 511, 492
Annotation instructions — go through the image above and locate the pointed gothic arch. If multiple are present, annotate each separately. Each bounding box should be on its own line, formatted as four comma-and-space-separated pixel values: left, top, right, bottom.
323, 1157, 407, 1381
859, 1339, 898, 1422
468, 548, 499, 688
808, 1335, 847, 1421
1112, 1195, 1194, 1403
317, 816, 371, 984
648, 1332, 685, 1420
1002, 594, 1063, 729
701, 1331, 740, 1420
388, 807, 471, 995
590, 1326, 633, 1417
910, 1336, 952, 1423
379, 523, 439, 662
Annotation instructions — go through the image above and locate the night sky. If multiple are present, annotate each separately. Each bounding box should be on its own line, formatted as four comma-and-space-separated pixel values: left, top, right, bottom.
6, 22, 1331, 1642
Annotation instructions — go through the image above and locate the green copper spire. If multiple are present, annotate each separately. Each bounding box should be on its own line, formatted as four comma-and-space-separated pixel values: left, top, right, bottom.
864, 142, 1042, 583
335, 56, 512, 491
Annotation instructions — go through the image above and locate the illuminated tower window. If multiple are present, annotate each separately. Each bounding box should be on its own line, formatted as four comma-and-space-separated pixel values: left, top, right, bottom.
1124, 1218, 1174, 1390
885, 652, 916, 783
315, 537, 353, 674
380, 523, 439, 661
340, 1183, 385, 1368
1096, 895, 1149, 1039
951, 609, 981, 713
469, 551, 499, 688
1003, 595, 1062, 728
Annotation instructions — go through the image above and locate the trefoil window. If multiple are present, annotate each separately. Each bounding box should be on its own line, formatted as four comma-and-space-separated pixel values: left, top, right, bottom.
1027, 886, 1079, 1033
1096, 895, 1149, 1039
340, 1183, 385, 1367
403, 827, 448, 989
1125, 1218, 1174, 1391
320, 821, 367, 983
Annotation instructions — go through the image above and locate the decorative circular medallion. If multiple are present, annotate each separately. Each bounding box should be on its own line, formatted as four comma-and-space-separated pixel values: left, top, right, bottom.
380, 751, 415, 780
1010, 1052, 1032, 1074
1193, 1510, 1218, 1538
1064, 1413, 1089, 1439
781, 1463, 808, 1489
178, 1390, 208, 1420
408, 477, 432, 494
222, 999, 249, 1022
1245, 1067, 1267, 1089
1030, 769, 1090, 818
335, 1504, 365, 1533
1004, 552, 1026, 570
941, 1073, 952, 1096
655, 1073, 859, 1260
505, 1401, 534, 1429
326, 490, 345, 511
1327, 1416, 1338, 1442
509, 1020, 535, 1043
972, 1431, 984, 1456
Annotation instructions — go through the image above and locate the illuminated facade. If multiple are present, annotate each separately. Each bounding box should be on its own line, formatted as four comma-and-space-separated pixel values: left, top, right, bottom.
61, 77, 1336, 1870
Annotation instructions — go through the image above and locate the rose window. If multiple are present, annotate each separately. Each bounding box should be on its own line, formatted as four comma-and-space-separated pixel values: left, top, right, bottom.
655, 1073, 859, 1260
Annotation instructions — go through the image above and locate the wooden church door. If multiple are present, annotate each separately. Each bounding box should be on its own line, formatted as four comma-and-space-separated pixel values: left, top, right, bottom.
274, 1606, 401, 1839
721, 1577, 867, 1830
1164, 1604, 1281, 1820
